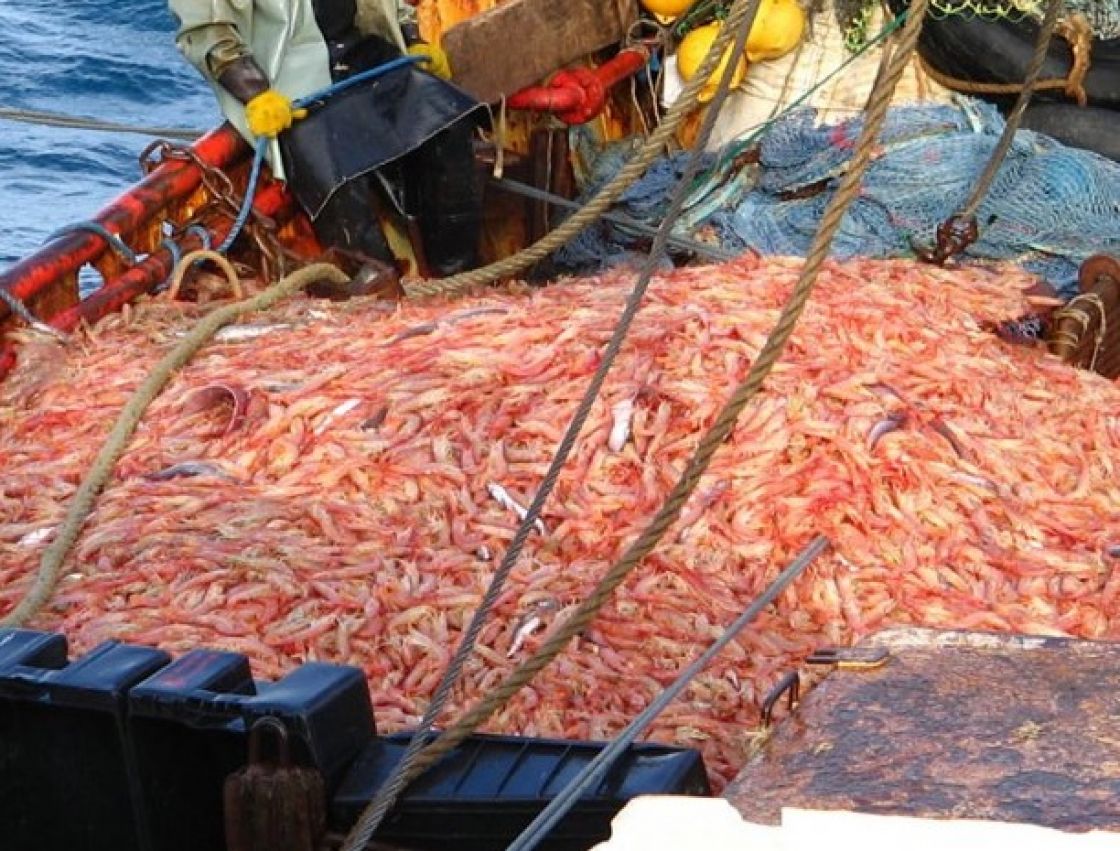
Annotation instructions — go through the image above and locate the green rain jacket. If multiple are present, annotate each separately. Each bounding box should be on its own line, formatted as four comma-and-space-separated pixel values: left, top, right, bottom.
168, 0, 409, 178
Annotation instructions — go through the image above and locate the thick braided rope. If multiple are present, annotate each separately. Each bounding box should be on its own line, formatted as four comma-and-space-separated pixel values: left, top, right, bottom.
342, 1, 930, 844
1, 262, 347, 628
338, 3, 767, 847
918, 55, 1072, 97
400, 0, 766, 301
957, 0, 1065, 221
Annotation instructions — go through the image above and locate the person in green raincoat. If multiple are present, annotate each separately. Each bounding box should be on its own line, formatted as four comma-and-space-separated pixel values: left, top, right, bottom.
168, 0, 484, 279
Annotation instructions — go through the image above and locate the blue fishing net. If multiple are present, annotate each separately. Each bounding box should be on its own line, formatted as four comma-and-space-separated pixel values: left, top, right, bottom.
557, 99, 1120, 299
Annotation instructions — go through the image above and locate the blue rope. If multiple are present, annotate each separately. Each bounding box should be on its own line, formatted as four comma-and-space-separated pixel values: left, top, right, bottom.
216, 136, 268, 254
185, 224, 212, 251
40, 55, 426, 286
217, 53, 424, 254
155, 237, 183, 291
46, 221, 139, 265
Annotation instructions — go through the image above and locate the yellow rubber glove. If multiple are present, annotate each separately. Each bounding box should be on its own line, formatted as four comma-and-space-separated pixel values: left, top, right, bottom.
407, 42, 452, 80
244, 89, 307, 138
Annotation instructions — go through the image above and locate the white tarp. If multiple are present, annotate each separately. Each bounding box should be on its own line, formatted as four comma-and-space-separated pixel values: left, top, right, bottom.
591, 796, 1120, 851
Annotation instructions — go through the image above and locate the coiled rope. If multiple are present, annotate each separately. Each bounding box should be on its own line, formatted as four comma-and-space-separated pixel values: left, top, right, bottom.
0, 56, 421, 336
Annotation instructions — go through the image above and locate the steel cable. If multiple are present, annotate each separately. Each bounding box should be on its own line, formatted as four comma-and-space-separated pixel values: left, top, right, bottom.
507, 535, 830, 851
956, 0, 1066, 221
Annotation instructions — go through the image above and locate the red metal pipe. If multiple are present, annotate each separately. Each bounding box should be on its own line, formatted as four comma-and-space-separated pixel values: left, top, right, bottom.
506, 48, 649, 125
0, 124, 250, 321
0, 179, 295, 381
55, 181, 294, 331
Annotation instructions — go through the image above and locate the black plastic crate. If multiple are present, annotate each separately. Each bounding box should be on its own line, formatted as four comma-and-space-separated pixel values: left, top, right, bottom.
331, 732, 711, 851
128, 648, 375, 851
0, 628, 170, 851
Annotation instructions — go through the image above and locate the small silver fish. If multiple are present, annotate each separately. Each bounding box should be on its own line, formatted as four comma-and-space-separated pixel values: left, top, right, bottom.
446, 307, 510, 323
18, 526, 54, 548
383, 322, 438, 347
949, 471, 1000, 494
487, 482, 547, 535
868, 411, 908, 450
213, 323, 292, 342
143, 461, 237, 482
508, 599, 560, 657
608, 398, 635, 452
382, 308, 510, 348
931, 418, 969, 460
313, 398, 362, 435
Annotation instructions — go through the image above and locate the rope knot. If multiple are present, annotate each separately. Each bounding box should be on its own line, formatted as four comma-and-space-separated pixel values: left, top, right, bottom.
1055, 12, 1093, 107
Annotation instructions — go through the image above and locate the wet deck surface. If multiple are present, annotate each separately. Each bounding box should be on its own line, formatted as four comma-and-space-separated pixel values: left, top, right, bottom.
724, 628, 1120, 831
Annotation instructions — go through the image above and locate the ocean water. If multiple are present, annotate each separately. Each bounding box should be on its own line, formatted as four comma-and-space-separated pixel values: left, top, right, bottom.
0, 0, 219, 268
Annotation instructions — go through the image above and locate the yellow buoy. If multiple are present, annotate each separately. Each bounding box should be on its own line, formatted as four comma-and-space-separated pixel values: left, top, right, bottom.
639, 0, 695, 25
746, 0, 806, 62
676, 22, 748, 104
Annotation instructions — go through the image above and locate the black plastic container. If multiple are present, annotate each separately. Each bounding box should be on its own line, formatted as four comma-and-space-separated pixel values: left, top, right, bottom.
0, 628, 171, 851
128, 648, 375, 851
331, 732, 711, 851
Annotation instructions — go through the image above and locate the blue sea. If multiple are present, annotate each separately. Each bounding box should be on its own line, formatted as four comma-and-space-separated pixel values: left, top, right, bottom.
0, 0, 219, 268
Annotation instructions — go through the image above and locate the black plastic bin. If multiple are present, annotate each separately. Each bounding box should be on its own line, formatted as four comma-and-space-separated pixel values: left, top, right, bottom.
0, 628, 170, 851
331, 732, 711, 851
127, 647, 376, 851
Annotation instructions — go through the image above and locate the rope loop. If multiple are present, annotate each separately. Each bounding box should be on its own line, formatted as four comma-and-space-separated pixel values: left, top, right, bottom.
185, 224, 213, 251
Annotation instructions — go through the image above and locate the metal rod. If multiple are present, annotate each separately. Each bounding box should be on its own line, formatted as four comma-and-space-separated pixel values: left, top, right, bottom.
505, 534, 831, 851
488, 177, 739, 263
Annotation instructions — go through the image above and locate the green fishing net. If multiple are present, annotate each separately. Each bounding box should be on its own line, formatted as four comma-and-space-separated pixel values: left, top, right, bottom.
837, 0, 1120, 51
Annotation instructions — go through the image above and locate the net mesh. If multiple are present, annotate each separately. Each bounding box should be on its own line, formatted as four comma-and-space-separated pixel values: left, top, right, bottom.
557, 100, 1120, 299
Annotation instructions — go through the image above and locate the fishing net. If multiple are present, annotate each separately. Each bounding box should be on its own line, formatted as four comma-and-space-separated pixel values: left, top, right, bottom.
838, 0, 1120, 42
558, 100, 1120, 299
931, 0, 1120, 37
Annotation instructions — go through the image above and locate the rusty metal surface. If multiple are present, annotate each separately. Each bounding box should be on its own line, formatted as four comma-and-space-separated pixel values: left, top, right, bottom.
724, 628, 1120, 832
1047, 254, 1120, 379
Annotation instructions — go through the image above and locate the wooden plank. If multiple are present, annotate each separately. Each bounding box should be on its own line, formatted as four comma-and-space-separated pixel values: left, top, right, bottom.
724, 628, 1120, 832
441, 0, 639, 103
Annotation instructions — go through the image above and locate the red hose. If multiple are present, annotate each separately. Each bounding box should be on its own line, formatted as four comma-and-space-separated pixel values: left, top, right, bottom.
507, 48, 650, 125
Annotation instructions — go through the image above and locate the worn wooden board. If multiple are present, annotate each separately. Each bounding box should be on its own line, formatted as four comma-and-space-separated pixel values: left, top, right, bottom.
441, 0, 639, 103
724, 628, 1120, 832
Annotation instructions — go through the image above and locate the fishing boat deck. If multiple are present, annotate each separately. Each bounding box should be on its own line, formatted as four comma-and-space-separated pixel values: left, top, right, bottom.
725, 627, 1120, 832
